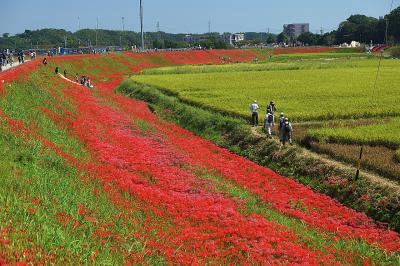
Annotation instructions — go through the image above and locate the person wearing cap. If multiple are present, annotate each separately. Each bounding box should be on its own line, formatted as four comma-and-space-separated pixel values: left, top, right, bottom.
249, 100, 259, 127
282, 117, 293, 145
278, 113, 285, 143
264, 110, 274, 138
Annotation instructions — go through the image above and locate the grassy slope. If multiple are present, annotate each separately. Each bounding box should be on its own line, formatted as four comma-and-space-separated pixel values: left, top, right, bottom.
0, 64, 163, 264
132, 58, 400, 121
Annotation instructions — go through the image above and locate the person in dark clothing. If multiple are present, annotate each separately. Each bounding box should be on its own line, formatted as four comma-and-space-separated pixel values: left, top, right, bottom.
63, 69, 67, 78
278, 113, 285, 143
42, 58, 48, 65
55, 66, 59, 74
20, 52, 24, 63
281, 118, 293, 146
267, 101, 277, 115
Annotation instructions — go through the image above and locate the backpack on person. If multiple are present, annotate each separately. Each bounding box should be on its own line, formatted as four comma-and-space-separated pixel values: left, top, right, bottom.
267, 113, 274, 123
284, 123, 291, 133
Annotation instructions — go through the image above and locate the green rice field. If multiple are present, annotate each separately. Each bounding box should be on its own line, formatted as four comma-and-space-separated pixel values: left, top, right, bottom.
133, 58, 400, 121
132, 55, 400, 179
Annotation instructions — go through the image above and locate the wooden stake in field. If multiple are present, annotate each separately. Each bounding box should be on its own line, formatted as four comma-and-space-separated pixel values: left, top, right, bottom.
353, 146, 363, 191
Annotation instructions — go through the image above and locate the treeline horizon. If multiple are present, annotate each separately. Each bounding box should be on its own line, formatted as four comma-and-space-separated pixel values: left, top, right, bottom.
0, 6, 399, 50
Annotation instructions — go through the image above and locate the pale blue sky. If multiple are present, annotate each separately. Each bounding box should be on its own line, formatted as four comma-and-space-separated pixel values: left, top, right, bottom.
0, 0, 398, 35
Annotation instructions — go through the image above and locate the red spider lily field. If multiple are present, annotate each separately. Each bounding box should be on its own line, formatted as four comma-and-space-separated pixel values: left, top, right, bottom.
0, 50, 400, 265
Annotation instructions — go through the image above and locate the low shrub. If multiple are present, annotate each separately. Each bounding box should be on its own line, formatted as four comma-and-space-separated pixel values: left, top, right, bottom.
390, 46, 400, 58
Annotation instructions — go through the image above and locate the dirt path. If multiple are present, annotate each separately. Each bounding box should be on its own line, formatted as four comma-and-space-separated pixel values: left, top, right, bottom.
251, 126, 400, 192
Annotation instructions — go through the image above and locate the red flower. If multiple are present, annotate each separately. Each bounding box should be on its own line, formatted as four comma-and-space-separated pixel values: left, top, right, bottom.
27, 208, 36, 215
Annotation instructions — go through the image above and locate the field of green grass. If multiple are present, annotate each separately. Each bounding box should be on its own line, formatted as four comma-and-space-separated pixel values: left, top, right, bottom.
133, 58, 400, 121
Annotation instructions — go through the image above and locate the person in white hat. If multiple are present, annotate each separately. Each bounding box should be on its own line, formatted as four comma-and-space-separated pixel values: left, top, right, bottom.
249, 100, 259, 127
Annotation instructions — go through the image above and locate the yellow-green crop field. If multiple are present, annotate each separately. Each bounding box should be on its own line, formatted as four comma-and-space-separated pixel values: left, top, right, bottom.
133, 58, 400, 122
132, 56, 400, 179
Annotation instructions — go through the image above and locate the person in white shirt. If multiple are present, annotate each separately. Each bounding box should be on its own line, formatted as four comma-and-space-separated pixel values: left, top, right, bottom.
249, 100, 259, 127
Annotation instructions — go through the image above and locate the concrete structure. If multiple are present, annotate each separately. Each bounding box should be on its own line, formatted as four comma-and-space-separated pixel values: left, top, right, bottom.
350, 41, 361, 48
229, 33, 245, 45
283, 23, 310, 40
184, 33, 219, 44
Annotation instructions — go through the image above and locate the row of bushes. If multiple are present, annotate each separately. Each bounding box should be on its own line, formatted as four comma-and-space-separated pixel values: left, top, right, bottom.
117, 80, 400, 232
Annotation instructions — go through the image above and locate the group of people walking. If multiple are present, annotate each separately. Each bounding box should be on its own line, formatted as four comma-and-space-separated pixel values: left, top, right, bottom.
0, 51, 26, 71
54, 65, 93, 88
250, 100, 293, 145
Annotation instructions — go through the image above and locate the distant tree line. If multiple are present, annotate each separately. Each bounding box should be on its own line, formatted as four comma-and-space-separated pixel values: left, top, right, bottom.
1, 6, 399, 50
294, 6, 400, 46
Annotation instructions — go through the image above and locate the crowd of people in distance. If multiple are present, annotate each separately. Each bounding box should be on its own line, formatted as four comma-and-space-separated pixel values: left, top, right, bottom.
0, 50, 30, 71
77, 74, 93, 88
250, 100, 293, 145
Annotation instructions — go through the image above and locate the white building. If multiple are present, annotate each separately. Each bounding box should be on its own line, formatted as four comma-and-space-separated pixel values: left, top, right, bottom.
230, 33, 245, 45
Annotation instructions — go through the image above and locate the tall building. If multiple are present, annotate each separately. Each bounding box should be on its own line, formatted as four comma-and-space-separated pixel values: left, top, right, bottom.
283, 23, 310, 40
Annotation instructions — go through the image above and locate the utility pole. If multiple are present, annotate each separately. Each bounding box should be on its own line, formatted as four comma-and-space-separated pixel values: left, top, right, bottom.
208, 20, 211, 33
64, 36, 67, 48
386, 0, 395, 44
122, 16, 125, 31
140, 0, 144, 50
96, 17, 99, 47
156, 21, 160, 32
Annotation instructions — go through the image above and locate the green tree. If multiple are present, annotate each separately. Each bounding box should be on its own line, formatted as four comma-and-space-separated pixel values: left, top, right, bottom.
152, 39, 164, 49
276, 32, 288, 44
297, 32, 317, 45
386, 6, 400, 42
266, 34, 277, 44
